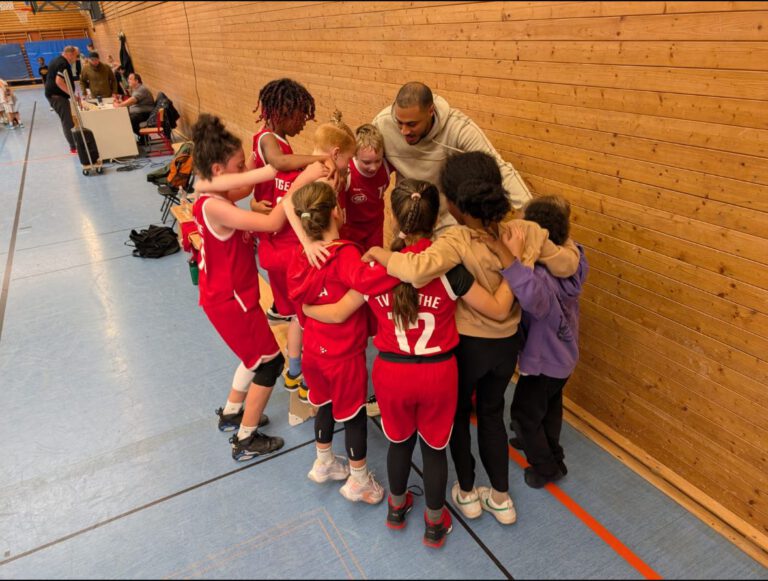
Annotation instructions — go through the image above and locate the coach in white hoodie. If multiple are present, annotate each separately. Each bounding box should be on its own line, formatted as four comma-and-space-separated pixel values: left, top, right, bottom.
373, 81, 532, 213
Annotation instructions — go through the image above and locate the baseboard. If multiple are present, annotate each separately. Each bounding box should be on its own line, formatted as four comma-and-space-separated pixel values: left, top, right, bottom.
564, 397, 768, 568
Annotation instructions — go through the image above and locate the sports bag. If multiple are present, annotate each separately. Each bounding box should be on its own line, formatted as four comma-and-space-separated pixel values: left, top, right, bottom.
127, 225, 180, 258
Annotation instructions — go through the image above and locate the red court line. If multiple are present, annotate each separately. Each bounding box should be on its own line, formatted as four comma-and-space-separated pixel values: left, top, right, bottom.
470, 416, 663, 580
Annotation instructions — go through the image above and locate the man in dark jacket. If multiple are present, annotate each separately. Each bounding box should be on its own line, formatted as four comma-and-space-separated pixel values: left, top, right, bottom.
44, 46, 79, 153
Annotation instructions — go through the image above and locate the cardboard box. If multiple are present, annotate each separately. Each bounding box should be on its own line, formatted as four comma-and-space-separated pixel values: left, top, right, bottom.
288, 390, 316, 426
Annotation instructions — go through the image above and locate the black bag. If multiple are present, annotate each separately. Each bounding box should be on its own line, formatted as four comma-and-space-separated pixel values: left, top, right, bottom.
127, 225, 180, 258
71, 127, 100, 166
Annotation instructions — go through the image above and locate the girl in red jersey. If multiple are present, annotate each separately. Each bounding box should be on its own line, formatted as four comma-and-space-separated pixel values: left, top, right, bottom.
190, 114, 328, 462
263, 112, 359, 402
339, 123, 392, 250
248, 78, 326, 326
304, 180, 514, 548
287, 181, 400, 506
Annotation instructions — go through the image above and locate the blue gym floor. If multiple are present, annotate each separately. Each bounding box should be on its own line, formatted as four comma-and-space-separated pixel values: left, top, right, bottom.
1, 88, 766, 580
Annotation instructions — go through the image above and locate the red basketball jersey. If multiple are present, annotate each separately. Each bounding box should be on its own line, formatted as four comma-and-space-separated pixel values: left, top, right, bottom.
192, 194, 261, 309
340, 157, 391, 228
288, 241, 398, 359
251, 128, 292, 202
258, 168, 303, 272
367, 239, 464, 357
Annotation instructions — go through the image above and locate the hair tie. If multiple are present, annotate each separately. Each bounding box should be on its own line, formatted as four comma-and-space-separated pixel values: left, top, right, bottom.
301, 212, 311, 219
398, 231, 408, 240
410, 192, 421, 200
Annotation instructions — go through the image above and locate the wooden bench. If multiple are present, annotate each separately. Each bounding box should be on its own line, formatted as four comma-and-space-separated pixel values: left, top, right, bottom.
170, 203, 201, 251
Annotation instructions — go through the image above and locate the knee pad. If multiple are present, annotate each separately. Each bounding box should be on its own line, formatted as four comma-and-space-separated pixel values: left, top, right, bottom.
252, 352, 285, 387
232, 362, 256, 393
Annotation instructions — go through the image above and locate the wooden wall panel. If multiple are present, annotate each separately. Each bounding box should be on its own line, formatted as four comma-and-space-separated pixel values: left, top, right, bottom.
92, 0, 768, 562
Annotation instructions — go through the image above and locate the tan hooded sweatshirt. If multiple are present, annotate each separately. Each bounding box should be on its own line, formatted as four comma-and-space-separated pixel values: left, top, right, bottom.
372, 95, 532, 210
386, 220, 580, 339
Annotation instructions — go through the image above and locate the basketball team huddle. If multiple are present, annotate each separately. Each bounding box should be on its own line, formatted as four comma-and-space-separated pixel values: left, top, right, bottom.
189, 78, 588, 548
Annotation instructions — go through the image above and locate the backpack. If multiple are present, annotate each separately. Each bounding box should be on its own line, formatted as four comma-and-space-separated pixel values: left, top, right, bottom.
127, 225, 180, 258
167, 142, 194, 190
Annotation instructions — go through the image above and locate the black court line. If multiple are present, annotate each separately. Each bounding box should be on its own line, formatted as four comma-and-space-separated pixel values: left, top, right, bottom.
368, 416, 515, 580
0, 431, 339, 567
0, 101, 36, 345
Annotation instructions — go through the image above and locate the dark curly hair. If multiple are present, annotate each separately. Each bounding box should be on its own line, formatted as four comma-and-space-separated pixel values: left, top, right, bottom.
256, 78, 316, 129
524, 195, 571, 246
440, 151, 511, 228
191, 114, 242, 181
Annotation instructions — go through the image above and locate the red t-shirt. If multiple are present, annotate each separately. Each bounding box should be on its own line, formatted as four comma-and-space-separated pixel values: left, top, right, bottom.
192, 194, 261, 309
258, 168, 302, 271
367, 239, 473, 357
251, 128, 292, 203
340, 157, 391, 229
288, 241, 398, 360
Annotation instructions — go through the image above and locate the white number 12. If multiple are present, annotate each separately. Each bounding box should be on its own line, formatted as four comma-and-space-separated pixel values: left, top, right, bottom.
387, 312, 441, 355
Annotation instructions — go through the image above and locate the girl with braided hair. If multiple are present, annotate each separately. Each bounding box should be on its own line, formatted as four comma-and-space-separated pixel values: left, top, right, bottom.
248, 78, 326, 324
286, 181, 399, 507
303, 179, 513, 548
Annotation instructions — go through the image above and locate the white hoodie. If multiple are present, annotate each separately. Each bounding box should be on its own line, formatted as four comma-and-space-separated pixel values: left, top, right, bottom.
372, 94, 532, 210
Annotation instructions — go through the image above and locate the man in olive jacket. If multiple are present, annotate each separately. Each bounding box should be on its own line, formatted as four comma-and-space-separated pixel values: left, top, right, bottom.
80, 52, 117, 99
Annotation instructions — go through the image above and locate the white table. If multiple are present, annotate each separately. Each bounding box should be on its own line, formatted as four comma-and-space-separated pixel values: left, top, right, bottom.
79, 99, 139, 160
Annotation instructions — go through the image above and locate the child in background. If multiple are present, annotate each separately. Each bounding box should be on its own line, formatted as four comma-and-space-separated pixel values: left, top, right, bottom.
1, 80, 23, 129
489, 196, 588, 488
288, 181, 398, 506
261, 111, 356, 402
190, 114, 327, 461
37, 57, 49, 83
305, 179, 514, 547
339, 123, 392, 250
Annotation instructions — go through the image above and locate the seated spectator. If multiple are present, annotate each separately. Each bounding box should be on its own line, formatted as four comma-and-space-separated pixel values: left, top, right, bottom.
80, 51, 117, 99
114, 73, 155, 134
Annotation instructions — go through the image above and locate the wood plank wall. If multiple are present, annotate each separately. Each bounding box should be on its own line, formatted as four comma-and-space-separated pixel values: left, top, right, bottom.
92, 1, 768, 562
0, 2, 90, 40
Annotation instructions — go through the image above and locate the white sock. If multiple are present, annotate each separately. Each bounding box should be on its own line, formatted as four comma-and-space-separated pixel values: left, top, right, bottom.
350, 463, 368, 483
223, 400, 243, 415
316, 446, 333, 464
237, 425, 256, 441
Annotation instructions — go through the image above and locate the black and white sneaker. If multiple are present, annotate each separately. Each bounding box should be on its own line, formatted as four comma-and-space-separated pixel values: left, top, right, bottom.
229, 430, 284, 461
266, 303, 292, 325
215, 407, 269, 432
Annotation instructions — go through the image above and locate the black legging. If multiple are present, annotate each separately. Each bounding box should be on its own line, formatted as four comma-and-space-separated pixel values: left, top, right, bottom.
450, 333, 520, 493
511, 374, 569, 476
314, 405, 367, 461
388, 433, 448, 511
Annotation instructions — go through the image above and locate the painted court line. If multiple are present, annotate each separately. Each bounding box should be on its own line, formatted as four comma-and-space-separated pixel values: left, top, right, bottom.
505, 437, 663, 580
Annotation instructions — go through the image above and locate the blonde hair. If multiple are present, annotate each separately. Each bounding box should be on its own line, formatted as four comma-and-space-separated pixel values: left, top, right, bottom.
293, 181, 338, 242
355, 123, 384, 154
314, 109, 355, 154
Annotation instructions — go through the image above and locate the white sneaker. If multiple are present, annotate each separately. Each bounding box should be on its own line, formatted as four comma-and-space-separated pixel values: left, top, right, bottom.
450, 482, 482, 519
477, 486, 517, 525
307, 455, 350, 483
339, 472, 384, 504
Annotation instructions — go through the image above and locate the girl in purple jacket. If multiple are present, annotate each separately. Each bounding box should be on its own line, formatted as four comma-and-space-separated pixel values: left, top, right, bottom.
489, 195, 589, 488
